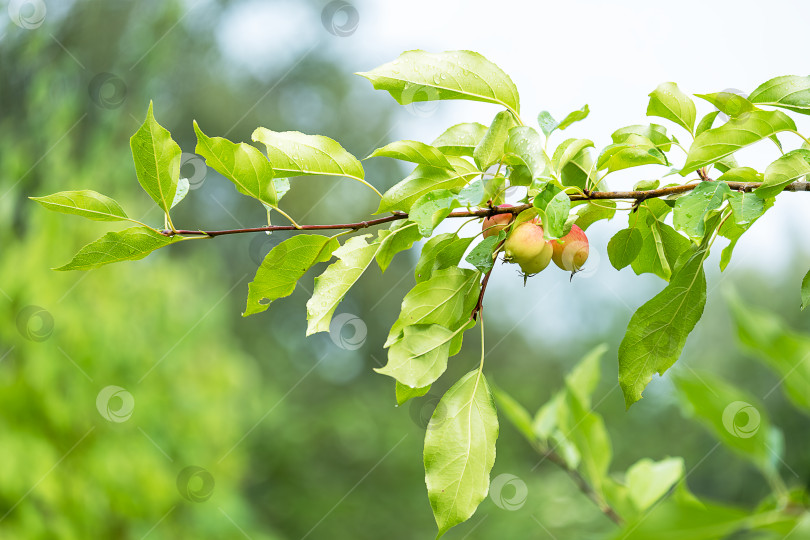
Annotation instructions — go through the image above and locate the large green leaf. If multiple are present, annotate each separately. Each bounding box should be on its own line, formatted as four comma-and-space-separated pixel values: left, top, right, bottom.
377, 323, 465, 388
755, 149, 810, 198
630, 200, 690, 281
244, 235, 339, 316
473, 110, 514, 171
424, 369, 498, 538
130, 102, 181, 215
597, 134, 668, 173
611, 124, 673, 152
415, 234, 474, 283
366, 140, 452, 169
194, 121, 278, 206
358, 50, 520, 115
728, 292, 810, 413
465, 233, 504, 273
431, 123, 488, 156
607, 228, 643, 270
552, 138, 595, 176
375, 221, 423, 272
646, 82, 696, 134
376, 157, 479, 214
305, 235, 380, 335
749, 75, 810, 114
533, 183, 571, 239
618, 220, 716, 408
30, 190, 129, 222
55, 227, 181, 271
574, 200, 616, 230
502, 126, 546, 180
695, 92, 756, 119
681, 110, 796, 174
385, 267, 480, 347
672, 181, 731, 238
409, 189, 461, 236
674, 371, 779, 474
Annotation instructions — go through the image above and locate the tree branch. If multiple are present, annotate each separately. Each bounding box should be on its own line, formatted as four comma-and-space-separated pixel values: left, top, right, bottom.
161, 180, 810, 237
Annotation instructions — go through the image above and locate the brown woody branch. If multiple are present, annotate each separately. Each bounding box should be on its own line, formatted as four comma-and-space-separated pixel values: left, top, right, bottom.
161, 180, 810, 237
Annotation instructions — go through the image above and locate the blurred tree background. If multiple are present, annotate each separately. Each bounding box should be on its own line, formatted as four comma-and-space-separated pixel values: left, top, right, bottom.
1, 0, 809, 538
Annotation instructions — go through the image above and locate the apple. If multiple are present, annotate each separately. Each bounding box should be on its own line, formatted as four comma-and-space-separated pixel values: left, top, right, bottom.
481, 204, 514, 238
503, 220, 553, 274
551, 225, 589, 273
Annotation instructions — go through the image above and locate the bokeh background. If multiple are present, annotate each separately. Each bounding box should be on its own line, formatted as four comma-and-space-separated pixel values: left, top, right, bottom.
2, 0, 810, 538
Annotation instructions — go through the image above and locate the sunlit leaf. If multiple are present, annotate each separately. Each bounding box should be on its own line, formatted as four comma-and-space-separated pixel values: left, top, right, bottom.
755, 149, 810, 198
431, 123, 488, 156
55, 227, 181, 271
473, 110, 514, 171
749, 75, 810, 114
131, 102, 181, 215
608, 228, 643, 270
367, 140, 453, 169
376, 221, 423, 272
30, 190, 129, 222
646, 82, 696, 134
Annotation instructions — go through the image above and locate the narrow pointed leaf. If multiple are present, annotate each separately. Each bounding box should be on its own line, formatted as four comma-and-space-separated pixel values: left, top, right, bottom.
755, 149, 810, 198
611, 124, 672, 151
31, 190, 129, 222
377, 158, 479, 214
597, 135, 667, 173
376, 324, 458, 388
395, 381, 431, 405
366, 140, 453, 169
130, 102, 181, 214
749, 75, 810, 114
646, 82, 696, 133
503, 126, 546, 179
473, 111, 514, 171
55, 227, 180, 271
431, 123, 488, 157
557, 104, 589, 130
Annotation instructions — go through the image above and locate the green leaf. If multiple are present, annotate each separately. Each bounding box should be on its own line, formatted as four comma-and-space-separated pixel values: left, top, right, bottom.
717, 166, 763, 183
386, 267, 480, 347
728, 291, 810, 412
611, 124, 673, 152
625, 457, 684, 512
727, 191, 765, 225
804, 270, 810, 311
193, 121, 278, 206
633, 179, 659, 191
646, 82, 696, 134
409, 189, 462, 236
573, 200, 616, 230
492, 385, 535, 442
465, 233, 504, 273
377, 158, 479, 214
537, 111, 557, 137
377, 324, 460, 388
608, 228, 643, 270
366, 140, 453, 169
306, 235, 380, 335
695, 92, 756, 118
681, 110, 796, 175
376, 221, 422, 272
552, 138, 595, 175
424, 369, 498, 538
618, 220, 717, 408
473, 111, 514, 171
415, 234, 474, 283
395, 381, 431, 405
457, 177, 486, 206
597, 135, 668, 173
30, 190, 129, 222
630, 200, 690, 281
674, 371, 779, 474
244, 235, 340, 316
749, 75, 810, 114
695, 110, 719, 136
755, 149, 810, 198
502, 126, 546, 179
130, 102, 181, 215
557, 104, 590, 130
358, 49, 520, 116
55, 227, 180, 271
251, 128, 367, 189
672, 181, 731, 238
533, 183, 571, 239
171, 177, 190, 209
431, 123, 488, 157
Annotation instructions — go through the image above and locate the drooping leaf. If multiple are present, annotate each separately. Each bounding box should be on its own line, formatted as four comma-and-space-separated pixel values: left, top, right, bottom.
597, 134, 668, 173
695, 92, 756, 118
618, 217, 718, 407
424, 369, 498, 538
409, 189, 462, 236
131, 102, 181, 215
552, 138, 595, 175
695, 110, 719, 136
537, 111, 557, 137
306, 235, 380, 335
502, 126, 546, 180
415, 234, 474, 283
244, 235, 340, 316
358, 50, 520, 115
376, 221, 423, 272
30, 190, 129, 222
194, 121, 278, 206
395, 381, 431, 405
646, 82, 696, 134
727, 191, 765, 225
465, 232, 505, 273
630, 200, 690, 281
625, 457, 684, 512
755, 149, 810, 199
533, 183, 571, 239
367, 140, 453, 169
749, 75, 810, 114
608, 228, 643, 270
473, 110, 515, 171
557, 104, 590, 130
55, 227, 181, 271
431, 123, 488, 156
611, 124, 672, 152
377, 324, 461, 388
681, 110, 796, 175
672, 181, 731, 238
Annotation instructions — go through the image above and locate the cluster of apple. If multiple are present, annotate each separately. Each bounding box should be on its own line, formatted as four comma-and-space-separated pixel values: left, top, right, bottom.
481, 204, 589, 277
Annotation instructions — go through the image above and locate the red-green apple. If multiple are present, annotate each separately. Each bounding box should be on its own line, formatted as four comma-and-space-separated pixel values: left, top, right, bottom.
481, 204, 514, 238
551, 225, 589, 272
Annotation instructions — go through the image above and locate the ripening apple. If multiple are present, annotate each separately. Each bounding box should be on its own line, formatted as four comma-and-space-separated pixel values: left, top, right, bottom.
551, 225, 589, 273
481, 204, 514, 238
503, 220, 553, 275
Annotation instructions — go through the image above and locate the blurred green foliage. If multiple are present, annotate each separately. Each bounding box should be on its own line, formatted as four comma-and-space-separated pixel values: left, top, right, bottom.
3, 1, 810, 538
